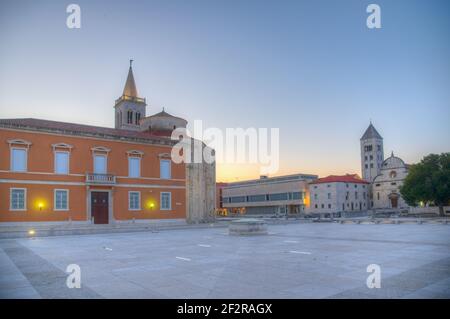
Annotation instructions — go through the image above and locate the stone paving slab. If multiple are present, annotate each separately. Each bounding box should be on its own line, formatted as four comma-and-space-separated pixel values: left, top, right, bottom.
1, 223, 449, 299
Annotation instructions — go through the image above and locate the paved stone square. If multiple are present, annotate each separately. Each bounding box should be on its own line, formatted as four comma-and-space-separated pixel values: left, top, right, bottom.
0, 223, 449, 299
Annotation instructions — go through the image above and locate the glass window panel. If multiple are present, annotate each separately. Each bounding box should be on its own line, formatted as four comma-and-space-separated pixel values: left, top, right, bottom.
11, 149, 27, 172
94, 155, 107, 174
160, 160, 171, 179
55, 152, 69, 174
128, 157, 140, 177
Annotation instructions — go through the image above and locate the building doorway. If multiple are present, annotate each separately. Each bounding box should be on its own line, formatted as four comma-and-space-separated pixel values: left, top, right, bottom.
91, 192, 109, 224
389, 193, 399, 209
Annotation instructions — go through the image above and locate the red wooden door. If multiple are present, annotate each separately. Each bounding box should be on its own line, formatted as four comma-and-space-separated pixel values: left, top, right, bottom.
91, 192, 109, 224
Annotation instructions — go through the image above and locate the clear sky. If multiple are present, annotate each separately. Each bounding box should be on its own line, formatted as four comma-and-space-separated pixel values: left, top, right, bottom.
1, 0, 449, 182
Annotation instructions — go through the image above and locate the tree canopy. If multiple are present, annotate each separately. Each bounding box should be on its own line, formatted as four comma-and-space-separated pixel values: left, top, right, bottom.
400, 153, 450, 216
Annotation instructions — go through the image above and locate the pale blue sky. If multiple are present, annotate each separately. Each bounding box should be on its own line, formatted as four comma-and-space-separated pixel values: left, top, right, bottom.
0, 0, 449, 181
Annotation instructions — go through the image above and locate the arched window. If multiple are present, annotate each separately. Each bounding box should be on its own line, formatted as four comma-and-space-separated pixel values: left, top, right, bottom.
136, 112, 141, 124
389, 171, 397, 179
127, 111, 133, 124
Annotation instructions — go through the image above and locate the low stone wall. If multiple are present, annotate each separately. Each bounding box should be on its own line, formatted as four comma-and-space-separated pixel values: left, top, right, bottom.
408, 206, 450, 215
229, 218, 268, 236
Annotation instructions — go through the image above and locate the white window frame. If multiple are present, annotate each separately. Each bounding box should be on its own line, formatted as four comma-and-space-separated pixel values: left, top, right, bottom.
10, 147, 28, 172
93, 154, 108, 174
160, 192, 172, 211
160, 159, 171, 179
128, 157, 141, 178
128, 191, 141, 211
54, 151, 70, 175
54, 189, 69, 211
10, 188, 27, 211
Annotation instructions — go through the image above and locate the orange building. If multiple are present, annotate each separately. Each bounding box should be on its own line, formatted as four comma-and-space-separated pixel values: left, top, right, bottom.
0, 62, 212, 225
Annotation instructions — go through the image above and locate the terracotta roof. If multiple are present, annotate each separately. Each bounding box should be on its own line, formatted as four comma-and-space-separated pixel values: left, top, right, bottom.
145, 109, 187, 122
310, 174, 369, 185
0, 118, 175, 145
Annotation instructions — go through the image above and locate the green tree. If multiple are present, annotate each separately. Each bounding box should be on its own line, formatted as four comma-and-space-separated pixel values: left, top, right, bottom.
400, 153, 450, 216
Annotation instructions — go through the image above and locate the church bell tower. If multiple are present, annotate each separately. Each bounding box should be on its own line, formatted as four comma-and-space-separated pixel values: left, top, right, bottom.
114, 60, 146, 131
360, 122, 384, 182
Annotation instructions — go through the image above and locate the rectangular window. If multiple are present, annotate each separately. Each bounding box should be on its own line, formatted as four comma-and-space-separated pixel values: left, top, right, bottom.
11, 148, 27, 172
230, 196, 246, 203
94, 155, 107, 174
55, 152, 69, 174
54, 189, 69, 211
248, 194, 266, 202
161, 192, 171, 210
160, 159, 171, 179
292, 192, 302, 200
327, 193, 331, 199
128, 157, 140, 178
10, 188, 26, 210
129, 191, 140, 210
268, 193, 289, 201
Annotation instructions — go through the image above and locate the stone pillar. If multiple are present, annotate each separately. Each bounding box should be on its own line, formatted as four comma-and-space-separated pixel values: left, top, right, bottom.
185, 141, 216, 224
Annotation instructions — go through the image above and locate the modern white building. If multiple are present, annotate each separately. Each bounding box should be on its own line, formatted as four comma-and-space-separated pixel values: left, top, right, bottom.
308, 174, 370, 216
222, 174, 317, 216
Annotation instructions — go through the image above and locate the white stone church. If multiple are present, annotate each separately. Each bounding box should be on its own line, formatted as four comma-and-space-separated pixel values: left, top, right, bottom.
360, 123, 410, 210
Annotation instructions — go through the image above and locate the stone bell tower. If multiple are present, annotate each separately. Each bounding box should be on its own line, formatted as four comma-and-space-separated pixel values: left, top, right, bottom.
360, 122, 384, 182
114, 60, 146, 131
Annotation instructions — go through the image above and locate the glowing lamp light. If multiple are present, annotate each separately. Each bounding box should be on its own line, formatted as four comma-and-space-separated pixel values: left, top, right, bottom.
38, 202, 44, 211
146, 201, 156, 210
28, 229, 35, 236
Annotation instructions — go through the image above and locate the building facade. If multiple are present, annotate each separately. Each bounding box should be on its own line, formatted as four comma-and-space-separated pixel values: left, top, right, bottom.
0, 62, 215, 224
222, 174, 317, 216
372, 152, 409, 210
360, 123, 410, 211
308, 174, 369, 216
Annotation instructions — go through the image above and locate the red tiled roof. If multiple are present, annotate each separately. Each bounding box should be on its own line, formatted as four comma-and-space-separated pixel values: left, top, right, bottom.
0, 118, 174, 145
216, 182, 228, 187
310, 174, 369, 185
